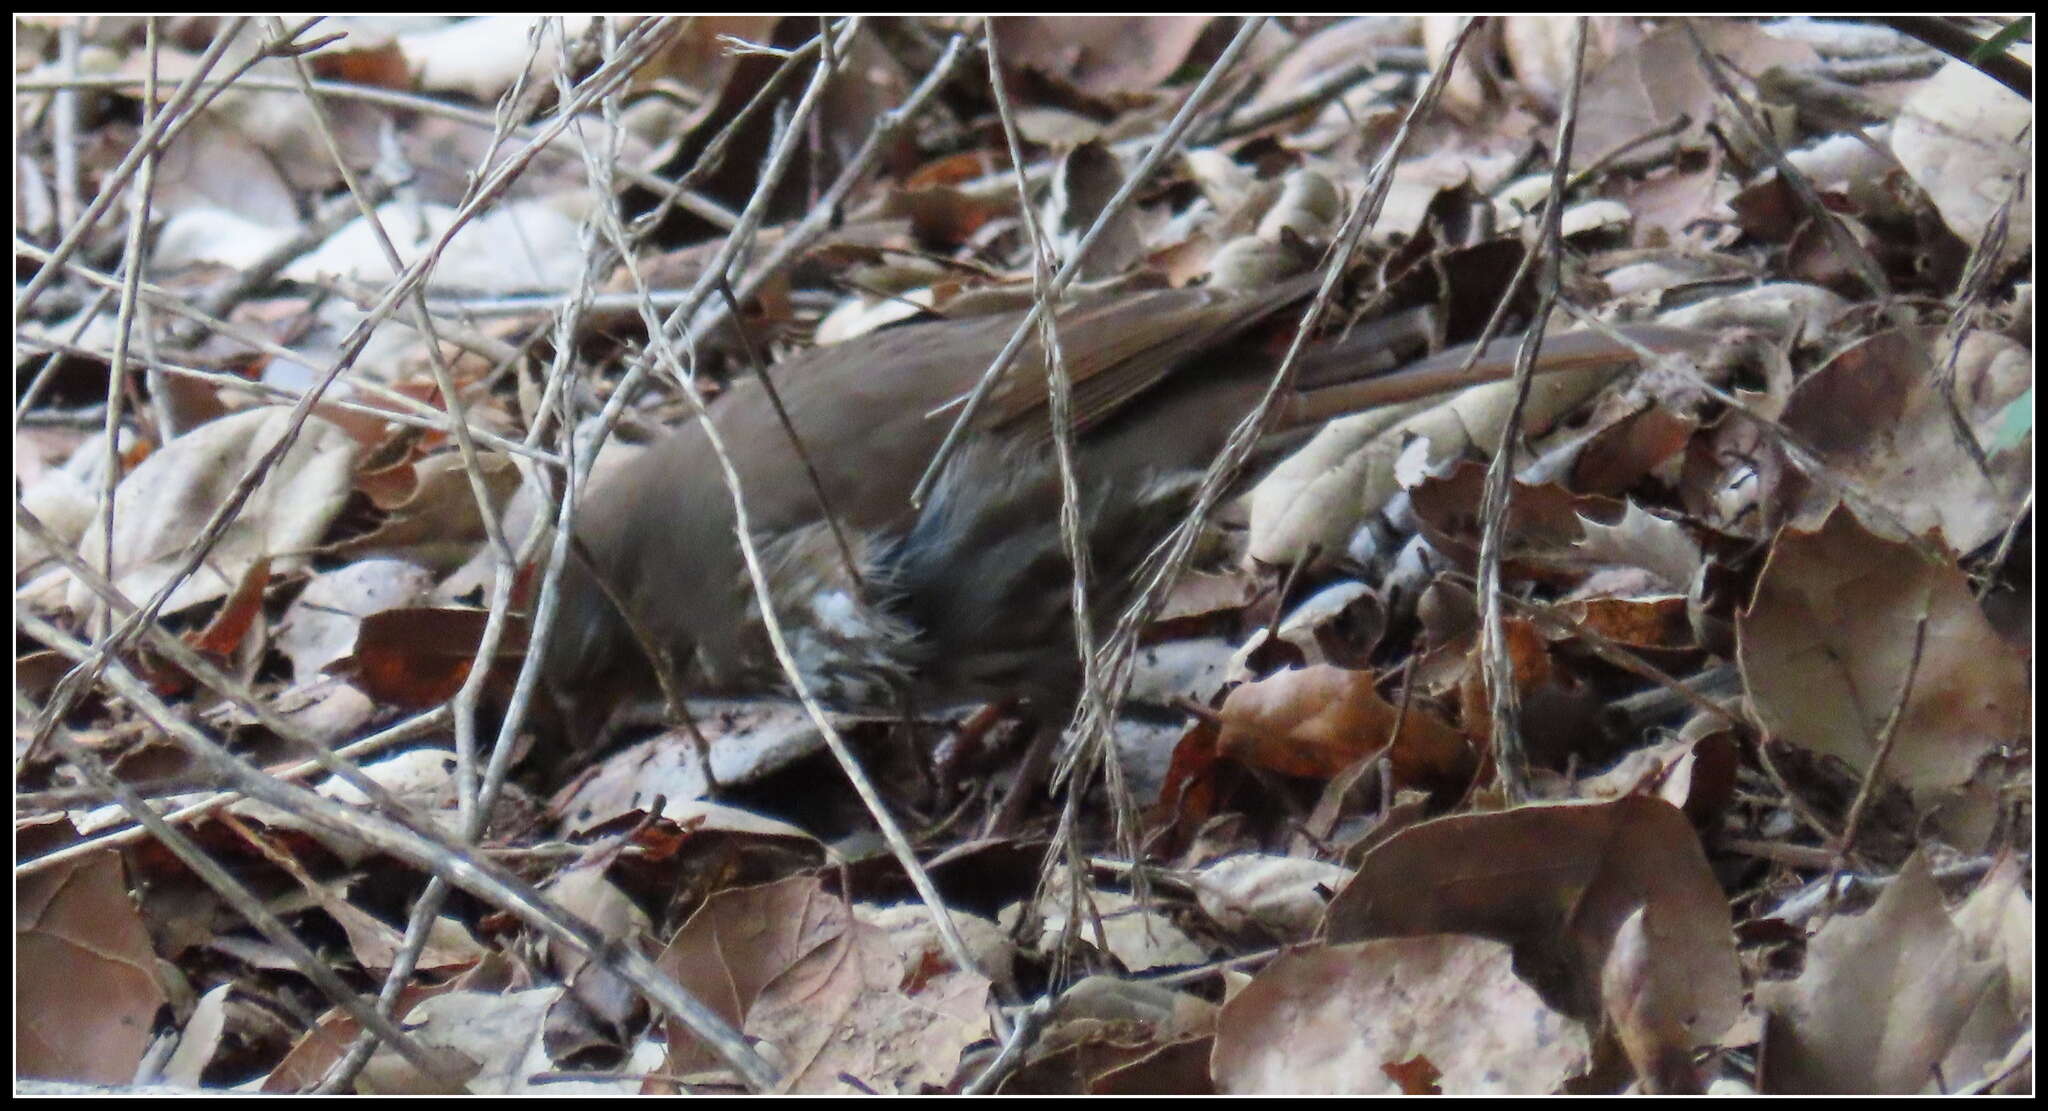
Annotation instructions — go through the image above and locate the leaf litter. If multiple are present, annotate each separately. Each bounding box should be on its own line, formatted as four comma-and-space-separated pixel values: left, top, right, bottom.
13, 14, 2032, 1095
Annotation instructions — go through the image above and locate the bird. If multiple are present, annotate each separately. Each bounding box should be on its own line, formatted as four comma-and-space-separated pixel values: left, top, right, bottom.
540, 274, 1709, 743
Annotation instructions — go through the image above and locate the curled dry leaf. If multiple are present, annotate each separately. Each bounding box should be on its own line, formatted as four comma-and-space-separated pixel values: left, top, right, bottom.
398, 15, 605, 101
1737, 506, 2027, 800
356, 987, 548, 1094
1217, 663, 1472, 786
1246, 344, 1627, 568
1951, 854, 2033, 1015
1602, 906, 1703, 1093
1407, 460, 1597, 576
276, 558, 436, 682
1573, 500, 1704, 594
1187, 853, 1351, 942
999, 879, 1208, 973
1653, 281, 1850, 338
1575, 724, 1740, 825
1499, 16, 1643, 113
161, 983, 232, 1089
549, 703, 840, 835
1889, 50, 2034, 270
1044, 140, 1144, 282
998, 975, 1217, 1094
331, 451, 523, 572
65, 407, 357, 616
15, 427, 123, 577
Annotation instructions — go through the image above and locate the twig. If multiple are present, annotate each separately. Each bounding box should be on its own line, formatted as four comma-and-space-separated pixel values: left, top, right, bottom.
27, 15, 677, 758
14, 241, 549, 461
1877, 16, 2032, 100
51, 23, 82, 232
1824, 608, 1931, 902
1205, 58, 1383, 142
1563, 112, 1693, 192
319, 19, 686, 1091
177, 176, 400, 346
13, 704, 449, 877
962, 992, 1057, 1094
1977, 489, 2031, 601
20, 611, 777, 1092
91, 17, 163, 647
28, 709, 465, 1088
1474, 17, 1589, 803
986, 16, 1135, 965
11, 72, 744, 230
13, 326, 552, 464
17, 16, 264, 316
14, 507, 451, 846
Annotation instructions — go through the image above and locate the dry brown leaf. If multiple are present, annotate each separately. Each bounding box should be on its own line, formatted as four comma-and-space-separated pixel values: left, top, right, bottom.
160, 983, 232, 1088
1778, 327, 2031, 553
995, 974, 1218, 1093
1044, 140, 1145, 281
991, 16, 1215, 100
1572, 501, 1703, 594
1187, 853, 1350, 942
1601, 906, 1703, 1092
1569, 403, 1699, 496
276, 558, 436, 682
336, 606, 505, 710
1218, 663, 1472, 785
1212, 934, 1592, 1093
1737, 506, 2026, 799
15, 849, 169, 1084
397, 15, 604, 101
332, 451, 523, 571
659, 876, 992, 1094
64, 407, 357, 615
1890, 50, 2034, 269
1952, 854, 2034, 1013
1759, 852, 2017, 1093
1240, 17, 1416, 122
1324, 796, 1742, 1047
356, 988, 543, 1093
1247, 348, 1627, 568
1574, 21, 1817, 173
261, 979, 460, 1093
550, 703, 849, 834
1576, 725, 1739, 824
1000, 878, 1208, 973
1499, 16, 1644, 113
